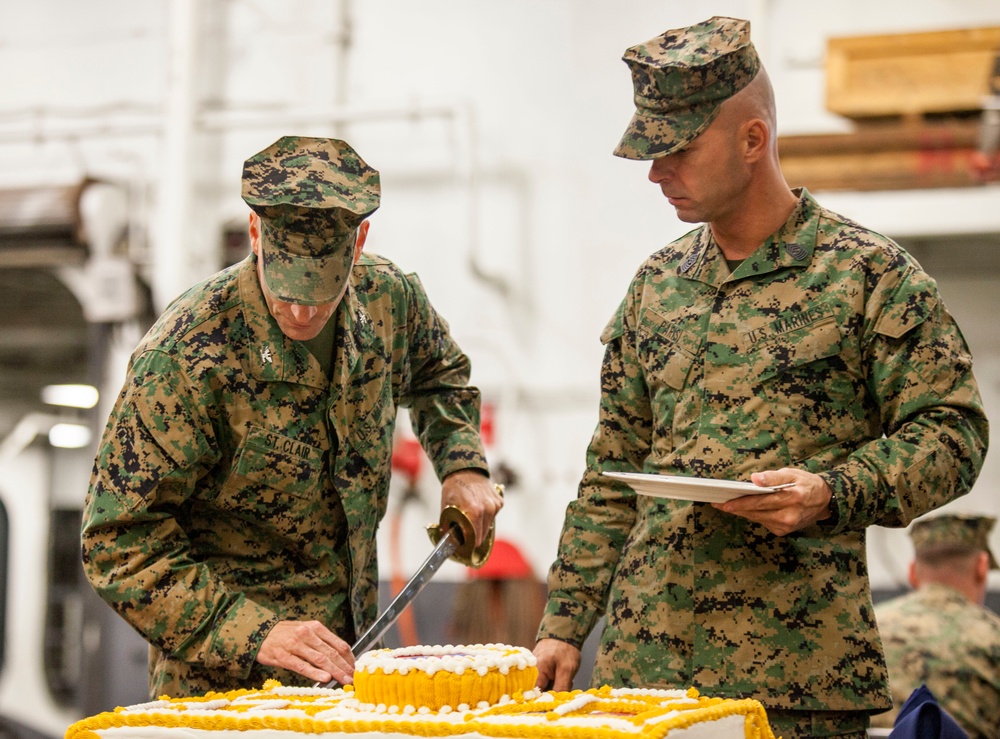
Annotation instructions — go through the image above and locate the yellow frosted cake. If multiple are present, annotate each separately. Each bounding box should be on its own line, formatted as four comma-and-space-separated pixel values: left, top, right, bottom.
353, 644, 537, 710
65, 679, 778, 739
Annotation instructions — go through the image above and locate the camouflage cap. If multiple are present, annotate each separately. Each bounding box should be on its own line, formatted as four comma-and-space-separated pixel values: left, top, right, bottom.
614, 16, 761, 160
910, 514, 999, 569
242, 136, 381, 305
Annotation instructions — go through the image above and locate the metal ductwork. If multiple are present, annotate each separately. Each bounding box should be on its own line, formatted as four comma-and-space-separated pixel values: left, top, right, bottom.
0, 181, 146, 448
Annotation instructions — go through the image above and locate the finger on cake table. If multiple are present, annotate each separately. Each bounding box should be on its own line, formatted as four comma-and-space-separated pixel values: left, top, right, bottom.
532, 638, 581, 692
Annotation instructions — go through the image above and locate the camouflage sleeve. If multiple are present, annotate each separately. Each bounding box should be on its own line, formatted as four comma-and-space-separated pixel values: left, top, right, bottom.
537, 297, 654, 647
820, 262, 989, 531
82, 349, 279, 680
396, 272, 489, 481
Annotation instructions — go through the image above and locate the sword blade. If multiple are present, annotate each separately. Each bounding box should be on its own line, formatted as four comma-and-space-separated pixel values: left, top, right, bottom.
315, 526, 459, 688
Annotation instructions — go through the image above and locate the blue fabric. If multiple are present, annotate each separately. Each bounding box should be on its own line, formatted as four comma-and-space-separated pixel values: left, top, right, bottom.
889, 685, 968, 739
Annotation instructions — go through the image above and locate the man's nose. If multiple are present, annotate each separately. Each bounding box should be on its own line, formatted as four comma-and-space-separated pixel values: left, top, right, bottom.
288, 303, 319, 321
648, 156, 673, 183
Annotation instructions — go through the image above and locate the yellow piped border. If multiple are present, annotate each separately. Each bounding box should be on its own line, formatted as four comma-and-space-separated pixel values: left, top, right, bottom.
66, 679, 778, 739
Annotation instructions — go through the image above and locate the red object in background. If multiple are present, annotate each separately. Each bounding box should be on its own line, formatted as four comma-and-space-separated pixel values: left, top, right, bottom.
480, 401, 495, 448
391, 436, 424, 483
467, 538, 534, 580
970, 150, 1000, 181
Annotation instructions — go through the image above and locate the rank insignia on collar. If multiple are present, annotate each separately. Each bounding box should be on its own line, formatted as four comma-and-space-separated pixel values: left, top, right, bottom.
786, 242, 807, 260
679, 250, 699, 273
260, 346, 273, 364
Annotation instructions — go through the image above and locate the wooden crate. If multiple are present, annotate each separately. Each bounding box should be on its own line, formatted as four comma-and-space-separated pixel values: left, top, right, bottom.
826, 26, 1000, 119
778, 118, 984, 192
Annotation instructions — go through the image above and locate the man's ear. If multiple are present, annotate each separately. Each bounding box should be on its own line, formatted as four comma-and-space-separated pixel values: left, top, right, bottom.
248, 212, 261, 256
975, 551, 990, 584
743, 118, 769, 162
353, 219, 370, 262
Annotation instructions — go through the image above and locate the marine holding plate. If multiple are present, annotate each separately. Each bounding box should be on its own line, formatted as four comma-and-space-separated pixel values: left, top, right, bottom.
533, 16, 989, 739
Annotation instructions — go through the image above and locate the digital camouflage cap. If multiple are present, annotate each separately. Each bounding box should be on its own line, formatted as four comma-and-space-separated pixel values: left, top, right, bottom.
614, 16, 761, 160
242, 136, 381, 305
910, 514, 999, 569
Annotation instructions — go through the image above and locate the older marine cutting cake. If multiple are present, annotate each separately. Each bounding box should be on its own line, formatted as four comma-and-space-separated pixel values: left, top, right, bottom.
65, 643, 778, 739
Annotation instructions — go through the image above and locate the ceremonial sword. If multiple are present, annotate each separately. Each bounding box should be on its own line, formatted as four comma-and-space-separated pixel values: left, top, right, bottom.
315, 504, 493, 688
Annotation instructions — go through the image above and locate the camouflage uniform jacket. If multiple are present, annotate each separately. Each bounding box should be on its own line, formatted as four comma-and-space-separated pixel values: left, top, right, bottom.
873, 584, 1000, 738
538, 190, 988, 711
82, 252, 487, 697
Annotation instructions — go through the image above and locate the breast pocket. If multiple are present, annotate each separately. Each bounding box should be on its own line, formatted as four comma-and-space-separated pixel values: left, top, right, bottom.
757, 317, 866, 460
216, 426, 325, 538
756, 316, 845, 382
343, 378, 395, 471
636, 308, 700, 391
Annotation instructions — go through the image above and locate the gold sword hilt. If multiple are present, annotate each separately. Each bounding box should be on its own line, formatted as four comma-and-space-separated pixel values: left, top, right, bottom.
426, 505, 495, 568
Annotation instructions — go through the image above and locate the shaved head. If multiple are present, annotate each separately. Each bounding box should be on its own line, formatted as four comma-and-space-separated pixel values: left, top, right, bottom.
711, 67, 780, 162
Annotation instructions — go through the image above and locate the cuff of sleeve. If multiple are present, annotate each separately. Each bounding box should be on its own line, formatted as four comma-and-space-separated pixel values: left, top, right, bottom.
204, 598, 280, 678
817, 488, 841, 532
818, 467, 863, 534
434, 445, 489, 481
535, 598, 596, 650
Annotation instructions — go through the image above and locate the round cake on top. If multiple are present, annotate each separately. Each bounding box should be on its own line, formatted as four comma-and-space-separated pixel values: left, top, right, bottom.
353, 643, 538, 710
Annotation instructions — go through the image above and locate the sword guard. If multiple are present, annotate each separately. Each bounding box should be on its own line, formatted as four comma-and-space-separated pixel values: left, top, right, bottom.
426, 505, 494, 568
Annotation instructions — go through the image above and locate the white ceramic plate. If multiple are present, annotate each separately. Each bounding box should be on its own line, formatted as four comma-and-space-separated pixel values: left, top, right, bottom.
601, 471, 789, 504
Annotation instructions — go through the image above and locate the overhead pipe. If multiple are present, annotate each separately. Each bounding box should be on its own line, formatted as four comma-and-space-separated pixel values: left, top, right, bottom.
0, 5, 511, 306
154, 0, 201, 310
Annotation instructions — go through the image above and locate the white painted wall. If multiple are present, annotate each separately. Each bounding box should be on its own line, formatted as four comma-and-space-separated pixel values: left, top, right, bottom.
1, 0, 999, 727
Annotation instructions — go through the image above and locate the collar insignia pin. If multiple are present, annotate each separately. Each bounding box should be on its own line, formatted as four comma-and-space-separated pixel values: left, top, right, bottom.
261, 346, 273, 364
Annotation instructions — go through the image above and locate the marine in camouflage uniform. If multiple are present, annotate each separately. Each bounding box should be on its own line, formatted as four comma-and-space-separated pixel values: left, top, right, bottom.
873, 515, 1000, 738
82, 136, 499, 698
534, 17, 989, 739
